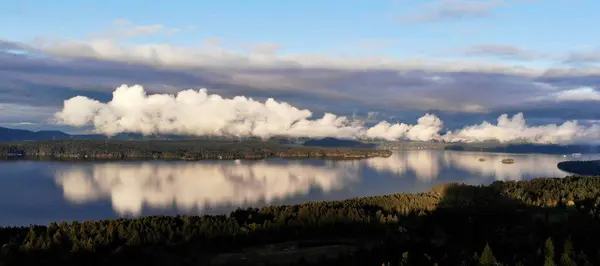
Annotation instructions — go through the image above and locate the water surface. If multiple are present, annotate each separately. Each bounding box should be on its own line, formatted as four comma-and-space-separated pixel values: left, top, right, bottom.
1, 150, 598, 226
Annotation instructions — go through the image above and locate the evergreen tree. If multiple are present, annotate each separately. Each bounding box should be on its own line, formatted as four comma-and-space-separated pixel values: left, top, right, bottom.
400, 251, 409, 265
545, 238, 556, 266
479, 243, 497, 265
560, 238, 576, 266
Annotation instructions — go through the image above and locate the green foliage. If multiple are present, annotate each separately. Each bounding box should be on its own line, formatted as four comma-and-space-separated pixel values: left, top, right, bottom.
1, 175, 600, 265
560, 238, 577, 266
400, 251, 409, 265
0, 139, 391, 160
544, 238, 556, 266
479, 243, 496, 265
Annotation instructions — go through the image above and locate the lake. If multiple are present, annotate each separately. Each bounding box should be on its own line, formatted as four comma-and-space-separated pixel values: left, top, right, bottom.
1, 150, 598, 226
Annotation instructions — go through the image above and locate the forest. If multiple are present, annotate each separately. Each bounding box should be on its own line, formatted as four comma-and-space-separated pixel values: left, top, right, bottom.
0, 140, 391, 160
557, 160, 600, 176
3, 176, 600, 265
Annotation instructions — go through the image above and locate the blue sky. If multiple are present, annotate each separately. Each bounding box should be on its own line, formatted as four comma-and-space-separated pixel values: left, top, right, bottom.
0, 0, 599, 134
2, 0, 597, 60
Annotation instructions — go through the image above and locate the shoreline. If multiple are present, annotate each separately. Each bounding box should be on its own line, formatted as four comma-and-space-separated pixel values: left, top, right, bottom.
0, 139, 392, 161
3, 176, 600, 265
557, 159, 600, 175
4, 175, 596, 228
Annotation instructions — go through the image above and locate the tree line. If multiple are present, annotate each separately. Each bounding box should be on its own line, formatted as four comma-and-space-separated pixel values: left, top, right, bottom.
0, 140, 390, 160
557, 160, 600, 176
3, 176, 600, 265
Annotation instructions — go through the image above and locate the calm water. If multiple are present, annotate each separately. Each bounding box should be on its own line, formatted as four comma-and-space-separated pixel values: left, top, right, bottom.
1, 150, 599, 226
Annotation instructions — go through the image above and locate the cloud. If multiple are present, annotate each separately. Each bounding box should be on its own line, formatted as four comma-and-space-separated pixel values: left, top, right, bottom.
366, 112, 380, 121
0, 103, 57, 124
2, 39, 600, 131
444, 113, 600, 144
54, 84, 367, 138
20, 32, 599, 79
398, 0, 541, 23
564, 48, 600, 64
2, 18, 600, 129
0, 40, 28, 51
87, 19, 193, 40
112, 18, 133, 26
93, 24, 164, 39
54, 84, 600, 144
3, 122, 36, 126
399, 0, 505, 23
250, 43, 284, 55
553, 87, 600, 101
464, 43, 548, 61
349, 39, 402, 52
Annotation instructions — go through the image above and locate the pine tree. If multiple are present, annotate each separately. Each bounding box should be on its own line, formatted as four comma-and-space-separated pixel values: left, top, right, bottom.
400, 251, 409, 265
70, 241, 80, 252
479, 243, 497, 265
545, 237, 556, 266
560, 238, 577, 266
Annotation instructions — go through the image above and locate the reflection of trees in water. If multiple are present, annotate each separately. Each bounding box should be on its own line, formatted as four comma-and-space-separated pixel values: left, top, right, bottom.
54, 161, 359, 216
54, 151, 597, 216
363, 150, 575, 182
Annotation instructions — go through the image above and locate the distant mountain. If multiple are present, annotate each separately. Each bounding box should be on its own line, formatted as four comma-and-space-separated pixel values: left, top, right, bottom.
0, 127, 184, 142
445, 143, 600, 154
0, 127, 76, 141
303, 137, 377, 148
2, 126, 599, 155
0, 126, 303, 142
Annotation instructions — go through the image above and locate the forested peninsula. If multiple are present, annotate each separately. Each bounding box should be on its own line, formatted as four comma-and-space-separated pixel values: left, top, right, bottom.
3, 176, 600, 265
0, 140, 392, 160
558, 160, 600, 176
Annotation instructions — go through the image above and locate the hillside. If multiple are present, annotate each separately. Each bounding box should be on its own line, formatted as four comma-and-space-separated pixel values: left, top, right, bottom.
0, 127, 74, 141
303, 137, 376, 148
3, 176, 600, 265
445, 142, 600, 154
0, 126, 269, 142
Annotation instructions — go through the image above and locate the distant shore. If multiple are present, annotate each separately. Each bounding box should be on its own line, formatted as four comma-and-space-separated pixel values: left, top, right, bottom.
557, 160, 600, 175
0, 140, 392, 160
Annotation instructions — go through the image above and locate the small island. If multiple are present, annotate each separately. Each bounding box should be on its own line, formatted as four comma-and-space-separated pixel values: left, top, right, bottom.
501, 158, 515, 164
0, 139, 392, 160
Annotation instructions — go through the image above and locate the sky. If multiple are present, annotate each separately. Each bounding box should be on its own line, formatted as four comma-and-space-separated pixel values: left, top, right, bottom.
0, 0, 599, 134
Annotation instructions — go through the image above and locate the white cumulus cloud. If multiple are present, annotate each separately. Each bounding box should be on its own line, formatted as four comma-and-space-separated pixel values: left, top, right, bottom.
54, 84, 600, 144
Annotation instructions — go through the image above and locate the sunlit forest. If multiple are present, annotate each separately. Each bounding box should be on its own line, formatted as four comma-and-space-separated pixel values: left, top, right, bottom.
0, 140, 391, 160
3, 176, 600, 265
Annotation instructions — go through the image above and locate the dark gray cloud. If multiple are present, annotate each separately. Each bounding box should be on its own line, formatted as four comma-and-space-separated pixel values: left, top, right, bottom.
464, 44, 547, 61
0, 40, 25, 51
564, 49, 600, 64
1, 42, 600, 132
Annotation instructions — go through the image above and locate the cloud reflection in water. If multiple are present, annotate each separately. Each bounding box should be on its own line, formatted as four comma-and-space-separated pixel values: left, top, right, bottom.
55, 160, 360, 215
55, 151, 588, 216
363, 151, 573, 182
